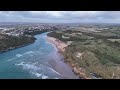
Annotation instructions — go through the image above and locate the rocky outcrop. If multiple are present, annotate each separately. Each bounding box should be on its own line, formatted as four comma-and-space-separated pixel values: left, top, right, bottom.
72, 65, 87, 79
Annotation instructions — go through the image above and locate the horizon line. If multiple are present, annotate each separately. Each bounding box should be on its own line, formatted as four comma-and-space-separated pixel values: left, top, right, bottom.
0, 22, 120, 24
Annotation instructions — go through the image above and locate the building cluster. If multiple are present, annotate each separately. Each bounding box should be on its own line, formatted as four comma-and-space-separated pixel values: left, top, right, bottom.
0, 24, 69, 37
0, 28, 23, 37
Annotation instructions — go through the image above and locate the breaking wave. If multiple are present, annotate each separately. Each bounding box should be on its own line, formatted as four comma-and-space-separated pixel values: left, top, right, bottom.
24, 51, 34, 55
42, 75, 48, 79
15, 62, 39, 70
15, 62, 61, 79
49, 68, 62, 76
16, 54, 23, 57
7, 58, 16, 61
30, 71, 42, 77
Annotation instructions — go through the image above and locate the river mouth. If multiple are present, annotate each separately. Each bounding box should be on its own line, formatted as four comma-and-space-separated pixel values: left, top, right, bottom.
0, 32, 78, 79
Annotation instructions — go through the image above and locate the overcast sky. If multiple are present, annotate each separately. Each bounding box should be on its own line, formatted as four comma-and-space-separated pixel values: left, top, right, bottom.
0, 11, 120, 23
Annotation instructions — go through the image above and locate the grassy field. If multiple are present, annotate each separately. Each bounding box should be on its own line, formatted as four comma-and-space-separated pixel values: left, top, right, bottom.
47, 28, 120, 79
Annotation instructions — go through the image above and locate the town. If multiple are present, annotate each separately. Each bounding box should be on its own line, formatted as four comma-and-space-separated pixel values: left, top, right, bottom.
0, 23, 116, 37
0, 23, 71, 37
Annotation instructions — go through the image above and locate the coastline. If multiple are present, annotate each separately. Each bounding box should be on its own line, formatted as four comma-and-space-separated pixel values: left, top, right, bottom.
46, 36, 82, 79
46, 36, 91, 79
0, 41, 35, 54
46, 36, 68, 53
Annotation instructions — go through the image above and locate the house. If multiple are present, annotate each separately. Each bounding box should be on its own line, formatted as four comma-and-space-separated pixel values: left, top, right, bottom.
62, 35, 69, 39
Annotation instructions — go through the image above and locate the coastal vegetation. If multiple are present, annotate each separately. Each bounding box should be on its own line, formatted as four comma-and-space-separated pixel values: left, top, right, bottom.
47, 28, 120, 79
0, 33, 36, 52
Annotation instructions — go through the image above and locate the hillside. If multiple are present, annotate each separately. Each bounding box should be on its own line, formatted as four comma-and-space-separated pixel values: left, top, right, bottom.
47, 28, 120, 79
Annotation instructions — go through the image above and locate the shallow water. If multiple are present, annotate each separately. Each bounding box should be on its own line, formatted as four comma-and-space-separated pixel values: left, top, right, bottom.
0, 32, 78, 79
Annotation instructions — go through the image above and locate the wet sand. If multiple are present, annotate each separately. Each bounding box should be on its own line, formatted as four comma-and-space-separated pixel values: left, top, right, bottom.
47, 36, 79, 79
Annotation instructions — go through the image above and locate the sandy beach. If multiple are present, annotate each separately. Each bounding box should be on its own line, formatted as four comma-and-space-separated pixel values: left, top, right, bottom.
47, 36, 68, 53
47, 36, 79, 79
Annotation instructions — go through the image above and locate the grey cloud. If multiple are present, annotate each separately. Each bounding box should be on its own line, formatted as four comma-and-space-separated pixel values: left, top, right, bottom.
0, 11, 120, 23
